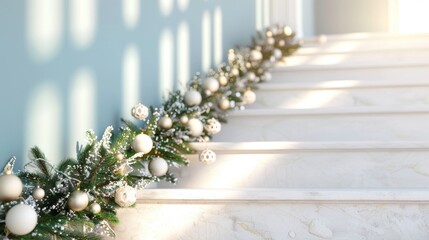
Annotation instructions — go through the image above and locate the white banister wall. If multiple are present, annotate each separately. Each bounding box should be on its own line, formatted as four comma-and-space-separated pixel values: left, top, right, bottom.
270, 0, 303, 38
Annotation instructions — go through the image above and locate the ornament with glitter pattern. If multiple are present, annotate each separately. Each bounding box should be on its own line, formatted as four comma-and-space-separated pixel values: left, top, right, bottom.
131, 103, 149, 120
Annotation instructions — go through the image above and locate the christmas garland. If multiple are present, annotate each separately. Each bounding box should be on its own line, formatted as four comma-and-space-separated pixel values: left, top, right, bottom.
0, 25, 299, 239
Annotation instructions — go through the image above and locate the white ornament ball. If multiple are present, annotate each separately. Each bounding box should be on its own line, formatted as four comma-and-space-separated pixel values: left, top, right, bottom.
243, 89, 257, 105
131, 103, 149, 120
250, 50, 263, 61
89, 202, 101, 214
246, 72, 256, 82
199, 149, 216, 164
204, 118, 221, 135
149, 157, 169, 177
218, 76, 228, 86
278, 39, 286, 47
263, 72, 272, 81
267, 37, 275, 45
115, 185, 136, 207
231, 68, 240, 76
158, 115, 173, 129
284, 26, 293, 36
273, 48, 283, 59
0, 173, 23, 201
132, 134, 153, 154
187, 118, 204, 137
184, 90, 202, 106
32, 187, 45, 200
218, 98, 230, 110
180, 115, 189, 124
5, 204, 38, 236
203, 77, 220, 92
67, 190, 89, 212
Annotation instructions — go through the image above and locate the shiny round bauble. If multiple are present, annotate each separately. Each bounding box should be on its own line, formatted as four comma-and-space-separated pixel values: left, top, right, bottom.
67, 190, 89, 212
199, 149, 216, 164
204, 118, 221, 135
203, 77, 220, 92
89, 202, 101, 214
246, 72, 256, 82
158, 115, 173, 129
249, 49, 263, 61
204, 89, 212, 96
273, 48, 283, 59
0, 173, 23, 201
187, 118, 204, 137
180, 115, 189, 124
243, 89, 257, 105
184, 90, 202, 106
278, 39, 286, 47
262, 72, 272, 82
131, 103, 149, 120
217, 97, 230, 110
265, 30, 273, 37
115, 185, 136, 207
284, 26, 293, 36
266, 37, 275, 45
132, 133, 153, 154
5, 204, 38, 236
149, 157, 169, 177
32, 187, 45, 201
218, 75, 228, 86
231, 68, 240, 76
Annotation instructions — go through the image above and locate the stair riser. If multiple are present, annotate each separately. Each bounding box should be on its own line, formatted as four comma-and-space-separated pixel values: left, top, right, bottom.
251, 86, 429, 109
160, 150, 429, 188
213, 112, 429, 142
115, 202, 429, 239
272, 66, 429, 82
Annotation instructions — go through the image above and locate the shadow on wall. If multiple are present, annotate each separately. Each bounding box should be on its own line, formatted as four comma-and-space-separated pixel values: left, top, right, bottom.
0, 0, 261, 168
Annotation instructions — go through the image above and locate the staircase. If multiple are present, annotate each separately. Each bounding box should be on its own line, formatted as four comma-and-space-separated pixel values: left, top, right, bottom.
114, 33, 429, 239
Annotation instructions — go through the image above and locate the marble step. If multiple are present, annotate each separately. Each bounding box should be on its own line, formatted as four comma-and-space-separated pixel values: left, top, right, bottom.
158, 141, 429, 189
114, 188, 429, 240
250, 79, 429, 109
272, 60, 429, 82
213, 106, 429, 142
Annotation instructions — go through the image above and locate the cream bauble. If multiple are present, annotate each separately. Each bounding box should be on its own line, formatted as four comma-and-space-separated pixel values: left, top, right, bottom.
67, 190, 89, 212
267, 37, 275, 45
32, 187, 45, 200
273, 48, 282, 59
199, 149, 216, 164
115, 185, 136, 207
132, 133, 153, 154
187, 118, 204, 137
243, 89, 257, 104
246, 72, 256, 82
158, 115, 173, 129
184, 90, 202, 106
0, 173, 23, 201
250, 49, 263, 61
218, 97, 230, 110
284, 26, 293, 36
204, 118, 221, 135
180, 115, 189, 124
5, 204, 38, 236
218, 76, 228, 86
131, 103, 149, 120
231, 68, 240, 76
278, 39, 286, 47
203, 77, 220, 92
262, 72, 272, 81
149, 157, 169, 177
89, 202, 101, 214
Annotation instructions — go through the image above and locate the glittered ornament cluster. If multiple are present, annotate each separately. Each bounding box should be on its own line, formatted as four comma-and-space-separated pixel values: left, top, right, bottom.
0, 25, 298, 239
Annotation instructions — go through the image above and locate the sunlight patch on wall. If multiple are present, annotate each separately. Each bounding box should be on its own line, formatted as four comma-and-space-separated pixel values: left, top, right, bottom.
255, 0, 263, 31
122, 44, 140, 118
70, 0, 97, 49
177, 0, 189, 11
263, 0, 270, 28
159, 0, 174, 17
159, 29, 174, 99
69, 68, 96, 156
202, 10, 211, 73
213, 6, 223, 65
25, 83, 63, 165
26, 0, 64, 62
177, 22, 190, 91
122, 0, 140, 29
397, 0, 429, 33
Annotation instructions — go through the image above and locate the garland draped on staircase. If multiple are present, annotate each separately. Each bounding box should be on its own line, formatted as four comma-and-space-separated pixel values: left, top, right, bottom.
0, 25, 299, 239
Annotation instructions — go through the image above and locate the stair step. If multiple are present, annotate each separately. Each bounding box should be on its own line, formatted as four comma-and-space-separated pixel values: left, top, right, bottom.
114, 188, 429, 239
213, 106, 429, 142
158, 141, 429, 189
250, 80, 429, 109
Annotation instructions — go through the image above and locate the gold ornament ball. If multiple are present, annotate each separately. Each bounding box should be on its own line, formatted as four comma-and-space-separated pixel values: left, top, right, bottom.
89, 202, 101, 214
32, 187, 45, 200
187, 118, 204, 137
203, 77, 220, 92
184, 90, 202, 106
180, 115, 189, 124
158, 115, 173, 129
231, 68, 240, 76
0, 173, 23, 201
218, 98, 230, 110
243, 89, 257, 105
284, 26, 293, 36
67, 190, 89, 212
250, 50, 263, 61
219, 76, 228, 86
5, 204, 38, 236
132, 133, 153, 154
149, 157, 169, 177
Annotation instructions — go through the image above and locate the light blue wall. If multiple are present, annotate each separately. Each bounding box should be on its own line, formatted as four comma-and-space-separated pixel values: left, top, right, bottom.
0, 0, 258, 168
